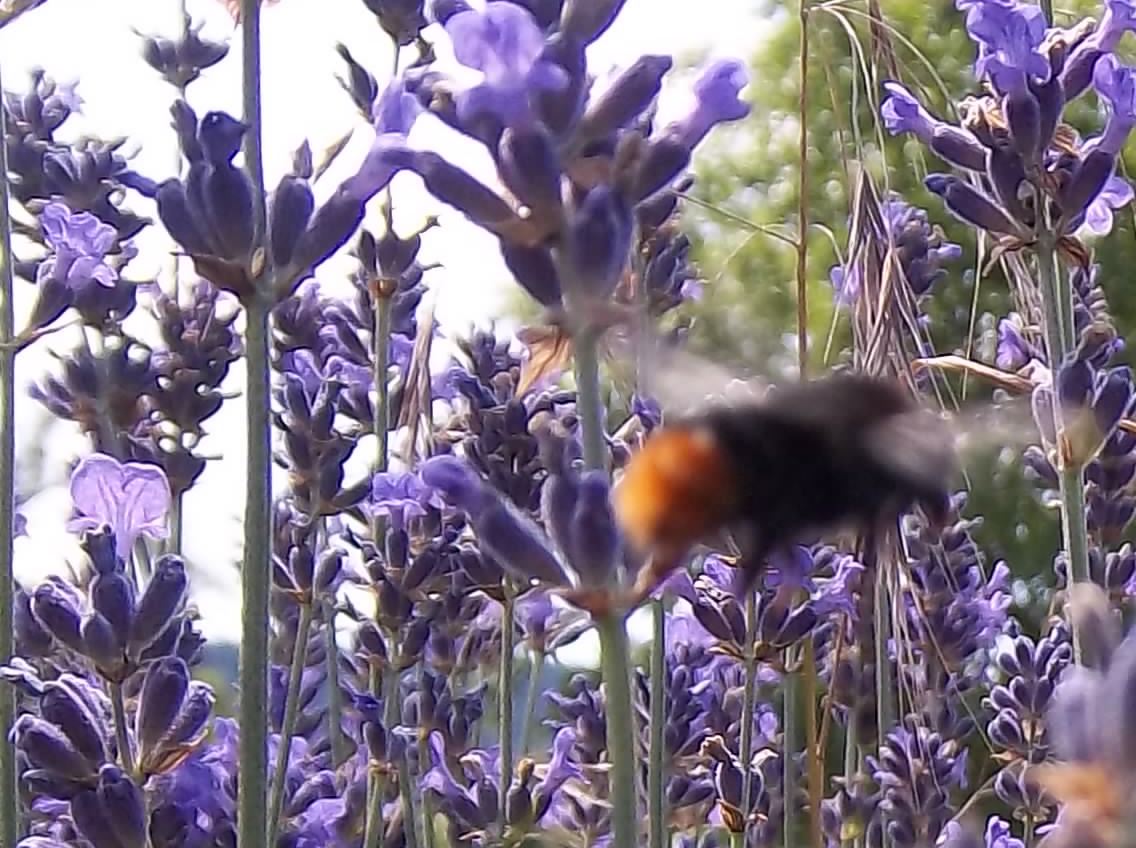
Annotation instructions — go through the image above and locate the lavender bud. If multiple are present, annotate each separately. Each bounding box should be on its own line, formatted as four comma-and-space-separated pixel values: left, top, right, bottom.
1059, 149, 1116, 224
1033, 75, 1064, 156
499, 242, 563, 308
1094, 368, 1134, 442
924, 174, 1020, 235
314, 549, 344, 595
129, 555, 187, 654
13, 715, 97, 781
81, 612, 124, 673
632, 136, 691, 202
411, 152, 518, 230
929, 126, 987, 171
1004, 87, 1042, 161
155, 180, 213, 256
579, 54, 672, 139
90, 572, 135, 648
290, 186, 366, 280
497, 126, 563, 225
135, 656, 190, 756
568, 471, 621, 586
563, 185, 632, 301
386, 527, 409, 571
32, 582, 85, 653
1061, 44, 1101, 102
559, 0, 625, 43
270, 175, 316, 268
95, 765, 146, 848
40, 682, 107, 767
71, 788, 128, 848
535, 33, 588, 135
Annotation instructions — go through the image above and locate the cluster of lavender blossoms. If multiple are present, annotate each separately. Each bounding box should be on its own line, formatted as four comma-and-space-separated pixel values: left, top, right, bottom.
2, 0, 1136, 848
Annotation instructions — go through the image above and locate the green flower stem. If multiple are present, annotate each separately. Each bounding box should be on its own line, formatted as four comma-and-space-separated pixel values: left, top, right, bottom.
0, 46, 19, 843
596, 610, 639, 848
873, 563, 895, 738
573, 325, 636, 847
168, 495, 183, 555
416, 660, 436, 848
734, 591, 758, 848
843, 720, 863, 848
782, 647, 802, 848
648, 597, 667, 848
324, 598, 349, 766
238, 2, 272, 846
1035, 233, 1090, 664
361, 660, 388, 848
267, 600, 315, 848
804, 639, 823, 848
519, 649, 546, 754
572, 328, 607, 472
110, 682, 135, 774
499, 582, 515, 817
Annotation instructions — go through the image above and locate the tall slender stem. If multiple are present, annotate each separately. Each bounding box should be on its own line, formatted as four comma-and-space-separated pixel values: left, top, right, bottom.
734, 591, 758, 848
1035, 234, 1090, 663
596, 611, 638, 848
804, 639, 823, 848
267, 601, 315, 847
324, 597, 348, 766
0, 51, 19, 848
873, 563, 895, 740
782, 646, 802, 848
237, 3, 272, 846
519, 649, 545, 754
572, 329, 607, 471
647, 597, 667, 848
498, 583, 515, 817
573, 326, 635, 847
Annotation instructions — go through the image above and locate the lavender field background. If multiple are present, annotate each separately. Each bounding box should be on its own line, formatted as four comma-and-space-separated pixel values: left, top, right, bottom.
0, 0, 1134, 847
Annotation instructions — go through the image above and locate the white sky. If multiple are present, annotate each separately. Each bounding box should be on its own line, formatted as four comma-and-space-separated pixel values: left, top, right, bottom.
2, 0, 769, 660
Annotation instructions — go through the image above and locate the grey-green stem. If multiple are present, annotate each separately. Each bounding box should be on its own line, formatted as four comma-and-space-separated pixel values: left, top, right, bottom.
572, 327, 637, 846
734, 591, 758, 848
267, 600, 315, 847
782, 646, 802, 848
237, 2, 272, 845
648, 597, 667, 848
1035, 232, 1090, 663
596, 610, 639, 848
499, 583, 516, 817
0, 49, 18, 848
519, 649, 546, 754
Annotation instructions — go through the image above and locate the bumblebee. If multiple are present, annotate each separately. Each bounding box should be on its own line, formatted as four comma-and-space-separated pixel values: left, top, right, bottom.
613, 372, 958, 596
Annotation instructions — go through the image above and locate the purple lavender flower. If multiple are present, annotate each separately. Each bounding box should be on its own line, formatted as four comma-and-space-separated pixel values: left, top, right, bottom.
665, 58, 750, 150
443, 1, 570, 128
966, 0, 1050, 94
37, 202, 118, 292
367, 471, 445, 525
345, 78, 421, 202
66, 454, 171, 560
1087, 54, 1136, 157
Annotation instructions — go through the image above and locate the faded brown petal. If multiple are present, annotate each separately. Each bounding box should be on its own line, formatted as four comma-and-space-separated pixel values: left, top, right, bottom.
516, 324, 574, 396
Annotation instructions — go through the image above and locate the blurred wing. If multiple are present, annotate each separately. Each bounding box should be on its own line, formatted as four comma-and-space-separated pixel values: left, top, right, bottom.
863, 409, 959, 492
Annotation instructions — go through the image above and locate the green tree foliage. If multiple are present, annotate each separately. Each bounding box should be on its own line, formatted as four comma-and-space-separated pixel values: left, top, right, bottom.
680, 0, 1136, 583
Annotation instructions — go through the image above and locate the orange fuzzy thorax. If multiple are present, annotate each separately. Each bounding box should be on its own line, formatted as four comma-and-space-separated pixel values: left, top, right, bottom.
613, 426, 738, 556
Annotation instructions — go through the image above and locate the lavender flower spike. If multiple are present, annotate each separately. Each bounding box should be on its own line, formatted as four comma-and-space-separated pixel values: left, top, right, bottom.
67, 453, 172, 560
1088, 55, 1136, 157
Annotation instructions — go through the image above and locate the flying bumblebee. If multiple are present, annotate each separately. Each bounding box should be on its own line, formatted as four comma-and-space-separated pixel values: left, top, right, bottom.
612, 369, 960, 596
